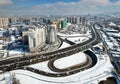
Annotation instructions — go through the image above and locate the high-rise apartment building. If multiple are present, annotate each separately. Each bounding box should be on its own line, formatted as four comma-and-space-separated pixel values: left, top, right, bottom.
46, 25, 57, 44
0, 18, 9, 28
27, 27, 46, 52
67, 16, 87, 24
56, 20, 60, 31
61, 20, 67, 29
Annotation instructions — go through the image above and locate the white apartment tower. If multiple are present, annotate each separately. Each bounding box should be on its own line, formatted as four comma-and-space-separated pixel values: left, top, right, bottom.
28, 27, 46, 52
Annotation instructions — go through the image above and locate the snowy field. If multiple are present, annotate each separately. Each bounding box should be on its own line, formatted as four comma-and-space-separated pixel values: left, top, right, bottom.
29, 61, 57, 73
107, 32, 120, 37
9, 49, 23, 55
54, 52, 87, 69
57, 30, 91, 38
8, 53, 116, 84
3, 49, 23, 58
67, 36, 90, 44
57, 32, 90, 37
0, 51, 117, 84
59, 42, 70, 49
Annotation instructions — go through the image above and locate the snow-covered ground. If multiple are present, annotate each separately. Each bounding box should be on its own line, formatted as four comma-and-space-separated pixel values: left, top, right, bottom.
58, 30, 92, 44
0, 51, 117, 84
9, 49, 23, 55
3, 53, 115, 84
107, 32, 120, 37
3, 48, 23, 58
106, 41, 114, 48
0, 72, 13, 84
54, 52, 87, 69
67, 36, 90, 44
59, 42, 70, 49
57, 30, 91, 37
57, 33, 90, 37
29, 61, 57, 73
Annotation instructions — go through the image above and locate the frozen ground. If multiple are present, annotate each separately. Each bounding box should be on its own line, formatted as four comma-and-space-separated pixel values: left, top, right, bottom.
29, 61, 57, 73
3, 48, 23, 58
59, 42, 70, 49
9, 49, 23, 55
54, 52, 87, 69
107, 32, 120, 37
57, 31, 90, 37
0, 51, 117, 84
67, 36, 90, 44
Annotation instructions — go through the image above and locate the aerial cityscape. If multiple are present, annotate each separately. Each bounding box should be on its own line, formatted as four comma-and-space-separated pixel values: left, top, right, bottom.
0, 0, 120, 84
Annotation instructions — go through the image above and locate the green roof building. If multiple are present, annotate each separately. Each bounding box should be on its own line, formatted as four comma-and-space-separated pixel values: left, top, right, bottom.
61, 20, 67, 29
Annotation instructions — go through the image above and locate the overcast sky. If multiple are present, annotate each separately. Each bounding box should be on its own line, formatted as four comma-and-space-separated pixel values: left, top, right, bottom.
0, 0, 120, 17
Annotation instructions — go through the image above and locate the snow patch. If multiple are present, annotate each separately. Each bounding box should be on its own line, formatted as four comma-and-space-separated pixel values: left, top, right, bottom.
54, 52, 87, 69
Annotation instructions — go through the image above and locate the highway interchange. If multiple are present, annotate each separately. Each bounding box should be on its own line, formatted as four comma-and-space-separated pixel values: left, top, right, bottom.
0, 23, 101, 77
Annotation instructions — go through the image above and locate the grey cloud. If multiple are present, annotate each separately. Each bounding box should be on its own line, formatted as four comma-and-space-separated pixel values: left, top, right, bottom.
1, 0, 120, 16
0, 0, 13, 5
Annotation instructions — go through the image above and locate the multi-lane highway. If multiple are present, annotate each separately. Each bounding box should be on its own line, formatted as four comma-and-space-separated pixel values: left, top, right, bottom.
25, 50, 97, 77
0, 24, 101, 77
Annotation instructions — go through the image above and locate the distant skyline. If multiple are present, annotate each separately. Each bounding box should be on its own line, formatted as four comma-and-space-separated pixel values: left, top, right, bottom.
0, 0, 120, 17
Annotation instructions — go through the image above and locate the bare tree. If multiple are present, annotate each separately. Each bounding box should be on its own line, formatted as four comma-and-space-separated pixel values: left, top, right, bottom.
11, 72, 21, 84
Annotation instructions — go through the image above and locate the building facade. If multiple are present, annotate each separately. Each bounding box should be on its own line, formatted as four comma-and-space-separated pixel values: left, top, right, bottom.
46, 25, 57, 44
61, 20, 67, 29
27, 27, 46, 52
67, 16, 87, 24
0, 18, 9, 28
